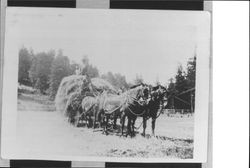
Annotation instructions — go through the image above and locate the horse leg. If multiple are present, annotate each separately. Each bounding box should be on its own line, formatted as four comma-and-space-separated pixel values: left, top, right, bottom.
132, 117, 136, 136
83, 113, 87, 127
78, 107, 83, 126
113, 115, 117, 130
105, 115, 109, 135
127, 117, 131, 137
92, 105, 99, 129
88, 115, 93, 128
151, 117, 156, 137
102, 114, 108, 135
100, 112, 105, 128
97, 111, 103, 128
93, 111, 96, 129
102, 115, 106, 134
131, 118, 134, 136
86, 115, 89, 128
142, 116, 147, 137
74, 110, 80, 127
120, 114, 125, 136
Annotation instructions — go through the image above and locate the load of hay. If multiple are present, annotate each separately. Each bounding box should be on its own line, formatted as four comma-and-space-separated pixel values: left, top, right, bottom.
55, 75, 117, 122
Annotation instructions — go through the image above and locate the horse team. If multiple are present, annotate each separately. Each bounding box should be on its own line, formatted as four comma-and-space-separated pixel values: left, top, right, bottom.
65, 82, 168, 137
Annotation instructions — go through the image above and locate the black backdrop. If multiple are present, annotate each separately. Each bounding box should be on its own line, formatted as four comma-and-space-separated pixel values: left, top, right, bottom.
7, 0, 203, 167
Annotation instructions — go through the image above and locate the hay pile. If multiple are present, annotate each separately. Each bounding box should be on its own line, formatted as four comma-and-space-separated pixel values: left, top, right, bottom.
55, 75, 117, 115
64, 92, 84, 124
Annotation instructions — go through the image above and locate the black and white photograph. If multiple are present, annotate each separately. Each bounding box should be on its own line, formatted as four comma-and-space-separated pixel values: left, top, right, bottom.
1, 7, 210, 162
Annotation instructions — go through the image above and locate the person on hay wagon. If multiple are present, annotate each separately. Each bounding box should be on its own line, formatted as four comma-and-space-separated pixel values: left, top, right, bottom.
81, 74, 95, 97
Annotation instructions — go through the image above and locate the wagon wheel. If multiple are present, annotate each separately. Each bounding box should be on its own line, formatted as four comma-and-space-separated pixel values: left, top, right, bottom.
74, 111, 80, 127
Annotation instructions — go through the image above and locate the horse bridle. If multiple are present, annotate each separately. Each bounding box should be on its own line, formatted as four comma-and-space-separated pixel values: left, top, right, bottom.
134, 86, 149, 106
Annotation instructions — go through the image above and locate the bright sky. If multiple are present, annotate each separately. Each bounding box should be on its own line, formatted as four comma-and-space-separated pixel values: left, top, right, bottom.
6, 8, 209, 85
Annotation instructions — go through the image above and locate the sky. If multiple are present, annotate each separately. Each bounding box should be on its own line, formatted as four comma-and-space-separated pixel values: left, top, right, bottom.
6, 8, 205, 85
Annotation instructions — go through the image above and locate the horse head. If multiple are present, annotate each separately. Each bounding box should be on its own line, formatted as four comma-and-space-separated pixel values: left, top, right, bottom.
129, 84, 150, 106
150, 84, 168, 103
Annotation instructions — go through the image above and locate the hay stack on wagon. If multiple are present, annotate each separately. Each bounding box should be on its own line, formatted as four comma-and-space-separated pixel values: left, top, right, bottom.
55, 75, 117, 118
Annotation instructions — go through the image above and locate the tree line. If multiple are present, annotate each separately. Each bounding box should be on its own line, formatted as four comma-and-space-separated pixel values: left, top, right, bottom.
166, 55, 196, 111
18, 47, 130, 99
18, 46, 196, 110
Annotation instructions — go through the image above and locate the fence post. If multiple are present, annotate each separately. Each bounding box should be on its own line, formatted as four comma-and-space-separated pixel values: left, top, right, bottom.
190, 93, 194, 112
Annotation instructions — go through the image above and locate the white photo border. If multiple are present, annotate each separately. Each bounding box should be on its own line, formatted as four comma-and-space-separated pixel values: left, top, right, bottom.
1, 7, 211, 162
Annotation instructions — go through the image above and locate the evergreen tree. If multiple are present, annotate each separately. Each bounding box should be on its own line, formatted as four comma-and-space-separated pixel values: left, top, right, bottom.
134, 74, 144, 85
29, 50, 55, 94
69, 62, 80, 75
101, 72, 129, 90
175, 65, 187, 93
186, 55, 196, 112
167, 78, 176, 109
173, 65, 190, 109
49, 50, 71, 99
18, 47, 33, 86
186, 55, 196, 89
101, 72, 117, 87
114, 73, 129, 90
155, 77, 161, 86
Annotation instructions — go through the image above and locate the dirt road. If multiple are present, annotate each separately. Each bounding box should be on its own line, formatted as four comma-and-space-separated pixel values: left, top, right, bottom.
16, 93, 194, 159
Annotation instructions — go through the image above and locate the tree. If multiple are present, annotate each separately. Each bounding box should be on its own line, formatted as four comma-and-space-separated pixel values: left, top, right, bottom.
167, 55, 197, 111
155, 76, 161, 86
114, 73, 129, 90
167, 78, 176, 93
134, 74, 144, 85
29, 50, 55, 94
80, 56, 99, 78
68, 61, 80, 75
186, 55, 196, 89
101, 72, 116, 87
49, 50, 72, 99
173, 65, 190, 109
186, 55, 196, 112
18, 47, 33, 86
104, 72, 116, 85
167, 78, 176, 109
175, 65, 187, 93
101, 72, 129, 90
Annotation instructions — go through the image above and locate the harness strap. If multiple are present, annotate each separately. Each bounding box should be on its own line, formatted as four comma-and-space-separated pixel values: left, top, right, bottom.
127, 105, 146, 116
104, 103, 123, 115
78, 104, 95, 118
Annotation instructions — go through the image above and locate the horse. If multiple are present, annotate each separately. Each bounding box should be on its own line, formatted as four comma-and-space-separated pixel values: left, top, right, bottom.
80, 96, 98, 128
91, 90, 126, 134
141, 84, 168, 136
64, 76, 96, 126
119, 84, 150, 137
92, 84, 149, 135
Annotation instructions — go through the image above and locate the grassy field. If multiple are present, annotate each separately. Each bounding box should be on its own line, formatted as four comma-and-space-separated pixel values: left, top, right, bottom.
16, 92, 194, 159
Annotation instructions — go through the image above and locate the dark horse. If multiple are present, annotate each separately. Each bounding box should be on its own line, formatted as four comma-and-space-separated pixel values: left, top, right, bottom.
141, 84, 168, 136
120, 83, 150, 137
